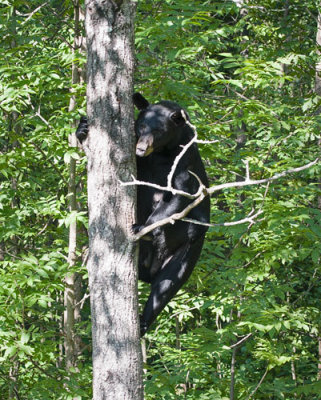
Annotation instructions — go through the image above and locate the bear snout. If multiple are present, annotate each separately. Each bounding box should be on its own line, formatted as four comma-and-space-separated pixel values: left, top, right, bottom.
136, 135, 154, 157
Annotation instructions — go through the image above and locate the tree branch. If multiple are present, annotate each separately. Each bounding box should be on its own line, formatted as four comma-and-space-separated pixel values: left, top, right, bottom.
207, 157, 319, 196
182, 209, 263, 228
127, 156, 318, 241
123, 157, 319, 202
120, 174, 197, 200
167, 110, 198, 188
132, 187, 208, 240
122, 108, 319, 241
26, 92, 53, 129
230, 333, 253, 349
21, 2, 49, 25
246, 366, 269, 400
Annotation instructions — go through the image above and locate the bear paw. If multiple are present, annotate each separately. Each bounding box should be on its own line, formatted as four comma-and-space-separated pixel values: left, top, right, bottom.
132, 224, 143, 234
75, 116, 88, 143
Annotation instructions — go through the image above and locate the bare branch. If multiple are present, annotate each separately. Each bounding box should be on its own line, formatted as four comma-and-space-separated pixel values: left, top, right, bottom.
123, 106, 319, 241
239, 252, 263, 269
182, 209, 264, 228
127, 157, 319, 241
21, 2, 49, 25
123, 157, 319, 203
167, 110, 197, 188
188, 170, 204, 189
26, 92, 53, 129
246, 366, 269, 400
120, 175, 197, 199
207, 157, 320, 196
230, 333, 253, 349
196, 139, 220, 144
132, 188, 208, 241
74, 292, 90, 310
243, 159, 250, 181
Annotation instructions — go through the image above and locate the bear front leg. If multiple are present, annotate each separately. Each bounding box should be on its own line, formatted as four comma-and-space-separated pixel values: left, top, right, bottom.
143, 194, 191, 228
75, 116, 88, 143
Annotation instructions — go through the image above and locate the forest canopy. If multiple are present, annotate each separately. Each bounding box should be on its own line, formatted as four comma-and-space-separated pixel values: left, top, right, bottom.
0, 0, 320, 399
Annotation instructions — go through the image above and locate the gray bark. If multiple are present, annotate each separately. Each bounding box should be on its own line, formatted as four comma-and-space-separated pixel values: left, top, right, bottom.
84, 1, 143, 399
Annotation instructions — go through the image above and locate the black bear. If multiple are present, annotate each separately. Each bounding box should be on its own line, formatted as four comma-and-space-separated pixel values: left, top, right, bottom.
76, 93, 210, 336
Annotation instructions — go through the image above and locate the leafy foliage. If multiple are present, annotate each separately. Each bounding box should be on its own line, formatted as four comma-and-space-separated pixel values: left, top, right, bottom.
135, 1, 321, 399
0, 1, 89, 398
0, 0, 320, 399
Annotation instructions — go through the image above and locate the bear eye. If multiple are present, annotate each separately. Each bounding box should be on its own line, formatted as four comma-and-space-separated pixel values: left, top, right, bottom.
138, 122, 147, 132
170, 111, 185, 126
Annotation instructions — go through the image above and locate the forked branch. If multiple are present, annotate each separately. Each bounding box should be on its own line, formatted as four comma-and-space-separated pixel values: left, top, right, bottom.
121, 111, 320, 241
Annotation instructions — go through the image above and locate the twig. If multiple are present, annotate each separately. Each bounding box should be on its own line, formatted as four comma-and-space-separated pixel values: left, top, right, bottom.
121, 174, 197, 200
238, 251, 263, 269
132, 186, 207, 240
26, 93, 53, 129
122, 158, 319, 202
196, 139, 219, 144
243, 159, 250, 181
182, 209, 263, 228
21, 2, 49, 25
292, 268, 318, 305
306, 7, 319, 24
74, 292, 90, 310
37, 220, 50, 237
121, 106, 319, 240
167, 110, 197, 188
26, 356, 58, 380
246, 366, 269, 400
170, 305, 200, 319
207, 157, 319, 195
230, 333, 253, 349
230, 332, 253, 399
30, 141, 66, 184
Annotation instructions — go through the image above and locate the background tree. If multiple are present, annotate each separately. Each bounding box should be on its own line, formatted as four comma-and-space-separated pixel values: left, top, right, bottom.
64, 0, 84, 375
0, 1, 91, 398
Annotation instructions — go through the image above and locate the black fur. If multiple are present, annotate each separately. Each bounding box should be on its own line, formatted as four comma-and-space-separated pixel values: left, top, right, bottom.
76, 93, 210, 336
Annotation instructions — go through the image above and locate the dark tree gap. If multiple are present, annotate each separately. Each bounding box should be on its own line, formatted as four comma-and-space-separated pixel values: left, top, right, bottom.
83, 1, 143, 399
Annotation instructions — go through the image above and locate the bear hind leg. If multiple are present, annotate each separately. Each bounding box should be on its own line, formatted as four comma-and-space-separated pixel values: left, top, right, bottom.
140, 235, 205, 336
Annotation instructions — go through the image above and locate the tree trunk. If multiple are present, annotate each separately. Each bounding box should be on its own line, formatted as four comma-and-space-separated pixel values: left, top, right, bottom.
64, 0, 83, 373
318, 337, 321, 381
316, 5, 321, 97
84, 1, 143, 399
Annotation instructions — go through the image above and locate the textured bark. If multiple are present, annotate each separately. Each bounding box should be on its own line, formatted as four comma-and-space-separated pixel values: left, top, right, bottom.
84, 1, 143, 399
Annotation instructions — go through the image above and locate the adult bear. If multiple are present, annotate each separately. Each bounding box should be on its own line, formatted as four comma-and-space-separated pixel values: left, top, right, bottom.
76, 93, 210, 336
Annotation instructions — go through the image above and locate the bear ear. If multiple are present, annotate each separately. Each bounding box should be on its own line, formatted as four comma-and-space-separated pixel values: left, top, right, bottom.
170, 110, 186, 126
133, 92, 150, 110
